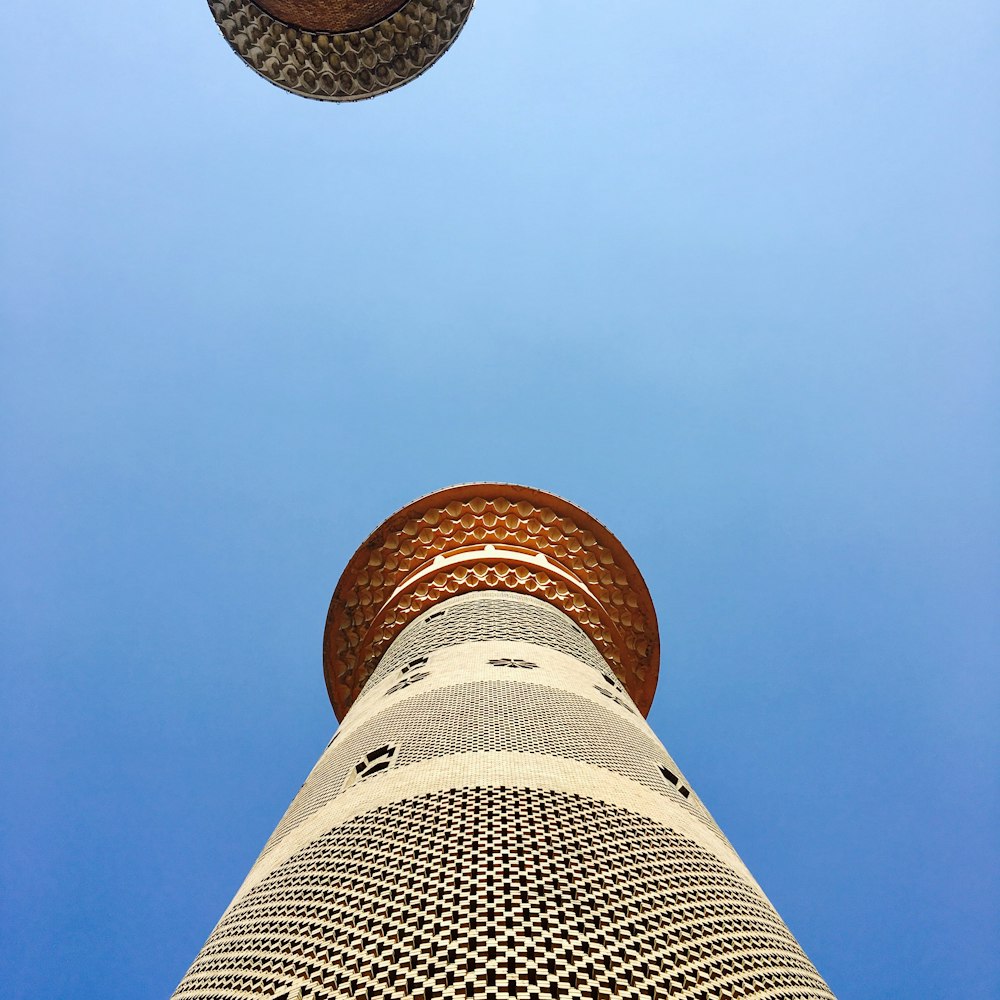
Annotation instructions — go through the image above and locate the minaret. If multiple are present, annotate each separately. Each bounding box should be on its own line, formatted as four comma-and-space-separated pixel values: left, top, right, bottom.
206, 0, 475, 101
172, 484, 836, 1000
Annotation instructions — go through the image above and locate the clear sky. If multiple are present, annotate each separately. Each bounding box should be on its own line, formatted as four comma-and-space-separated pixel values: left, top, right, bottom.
2, 2, 998, 997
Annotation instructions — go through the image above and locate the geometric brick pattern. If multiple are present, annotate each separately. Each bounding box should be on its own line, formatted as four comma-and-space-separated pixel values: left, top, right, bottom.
172, 788, 836, 1000
255, 673, 723, 865
207, 0, 474, 101
363, 594, 609, 692
171, 587, 835, 998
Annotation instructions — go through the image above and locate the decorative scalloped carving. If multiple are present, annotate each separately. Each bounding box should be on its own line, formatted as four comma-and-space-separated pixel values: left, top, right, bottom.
325, 486, 660, 719
208, 0, 474, 102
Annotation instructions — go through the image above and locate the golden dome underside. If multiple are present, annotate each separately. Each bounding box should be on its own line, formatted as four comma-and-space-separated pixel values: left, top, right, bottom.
324, 485, 660, 720
208, 0, 473, 102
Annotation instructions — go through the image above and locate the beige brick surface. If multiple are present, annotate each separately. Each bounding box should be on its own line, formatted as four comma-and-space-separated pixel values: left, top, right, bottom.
172, 592, 835, 1000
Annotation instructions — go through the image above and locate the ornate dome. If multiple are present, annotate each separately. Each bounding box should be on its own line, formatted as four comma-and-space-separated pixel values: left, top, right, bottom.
324, 483, 661, 719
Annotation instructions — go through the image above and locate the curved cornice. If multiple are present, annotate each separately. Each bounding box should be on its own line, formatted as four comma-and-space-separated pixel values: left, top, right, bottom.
324, 484, 661, 719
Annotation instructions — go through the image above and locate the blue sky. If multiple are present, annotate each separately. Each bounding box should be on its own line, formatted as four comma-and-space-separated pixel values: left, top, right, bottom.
1, 2, 997, 997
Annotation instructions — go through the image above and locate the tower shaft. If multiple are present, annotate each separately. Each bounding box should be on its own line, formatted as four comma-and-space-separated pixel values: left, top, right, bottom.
171, 486, 835, 999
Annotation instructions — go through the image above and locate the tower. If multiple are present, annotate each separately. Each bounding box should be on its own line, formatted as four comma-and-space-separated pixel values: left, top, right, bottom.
171, 484, 836, 1000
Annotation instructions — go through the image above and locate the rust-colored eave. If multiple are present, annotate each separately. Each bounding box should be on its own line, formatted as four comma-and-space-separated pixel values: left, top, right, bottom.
323, 484, 660, 720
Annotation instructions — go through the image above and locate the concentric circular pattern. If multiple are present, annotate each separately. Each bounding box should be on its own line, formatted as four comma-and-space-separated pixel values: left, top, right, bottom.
208, 0, 474, 101
324, 485, 660, 719
172, 789, 836, 1000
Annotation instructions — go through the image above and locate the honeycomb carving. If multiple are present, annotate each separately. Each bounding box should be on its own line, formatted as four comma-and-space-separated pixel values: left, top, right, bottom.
208, 0, 474, 101
325, 486, 659, 719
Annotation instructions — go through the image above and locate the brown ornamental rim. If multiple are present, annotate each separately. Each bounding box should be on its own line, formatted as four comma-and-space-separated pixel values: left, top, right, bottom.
253, 0, 408, 33
323, 484, 661, 720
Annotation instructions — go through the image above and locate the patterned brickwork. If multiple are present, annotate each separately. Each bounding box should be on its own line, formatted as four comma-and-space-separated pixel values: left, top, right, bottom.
363, 593, 608, 691
173, 788, 835, 1000
171, 590, 834, 999
257, 675, 717, 864
208, 0, 473, 101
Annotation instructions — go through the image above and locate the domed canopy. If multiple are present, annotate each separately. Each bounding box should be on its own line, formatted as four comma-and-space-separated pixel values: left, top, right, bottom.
208, 0, 474, 101
324, 484, 661, 720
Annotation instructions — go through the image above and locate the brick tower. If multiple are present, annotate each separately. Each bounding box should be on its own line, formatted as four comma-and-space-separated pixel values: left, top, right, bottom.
171, 484, 836, 1000
206, 0, 474, 101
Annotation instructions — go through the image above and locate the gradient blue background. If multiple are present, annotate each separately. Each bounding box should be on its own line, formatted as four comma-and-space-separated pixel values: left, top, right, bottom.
2, 2, 998, 997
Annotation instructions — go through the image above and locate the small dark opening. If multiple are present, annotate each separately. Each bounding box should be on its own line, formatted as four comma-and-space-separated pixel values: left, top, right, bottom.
355, 745, 397, 779
386, 670, 430, 696
489, 658, 539, 670
659, 765, 679, 786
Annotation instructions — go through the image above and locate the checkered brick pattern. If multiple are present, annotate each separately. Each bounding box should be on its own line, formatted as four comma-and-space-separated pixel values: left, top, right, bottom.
172, 788, 835, 1000
171, 592, 835, 999
256, 675, 716, 866
365, 594, 605, 691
